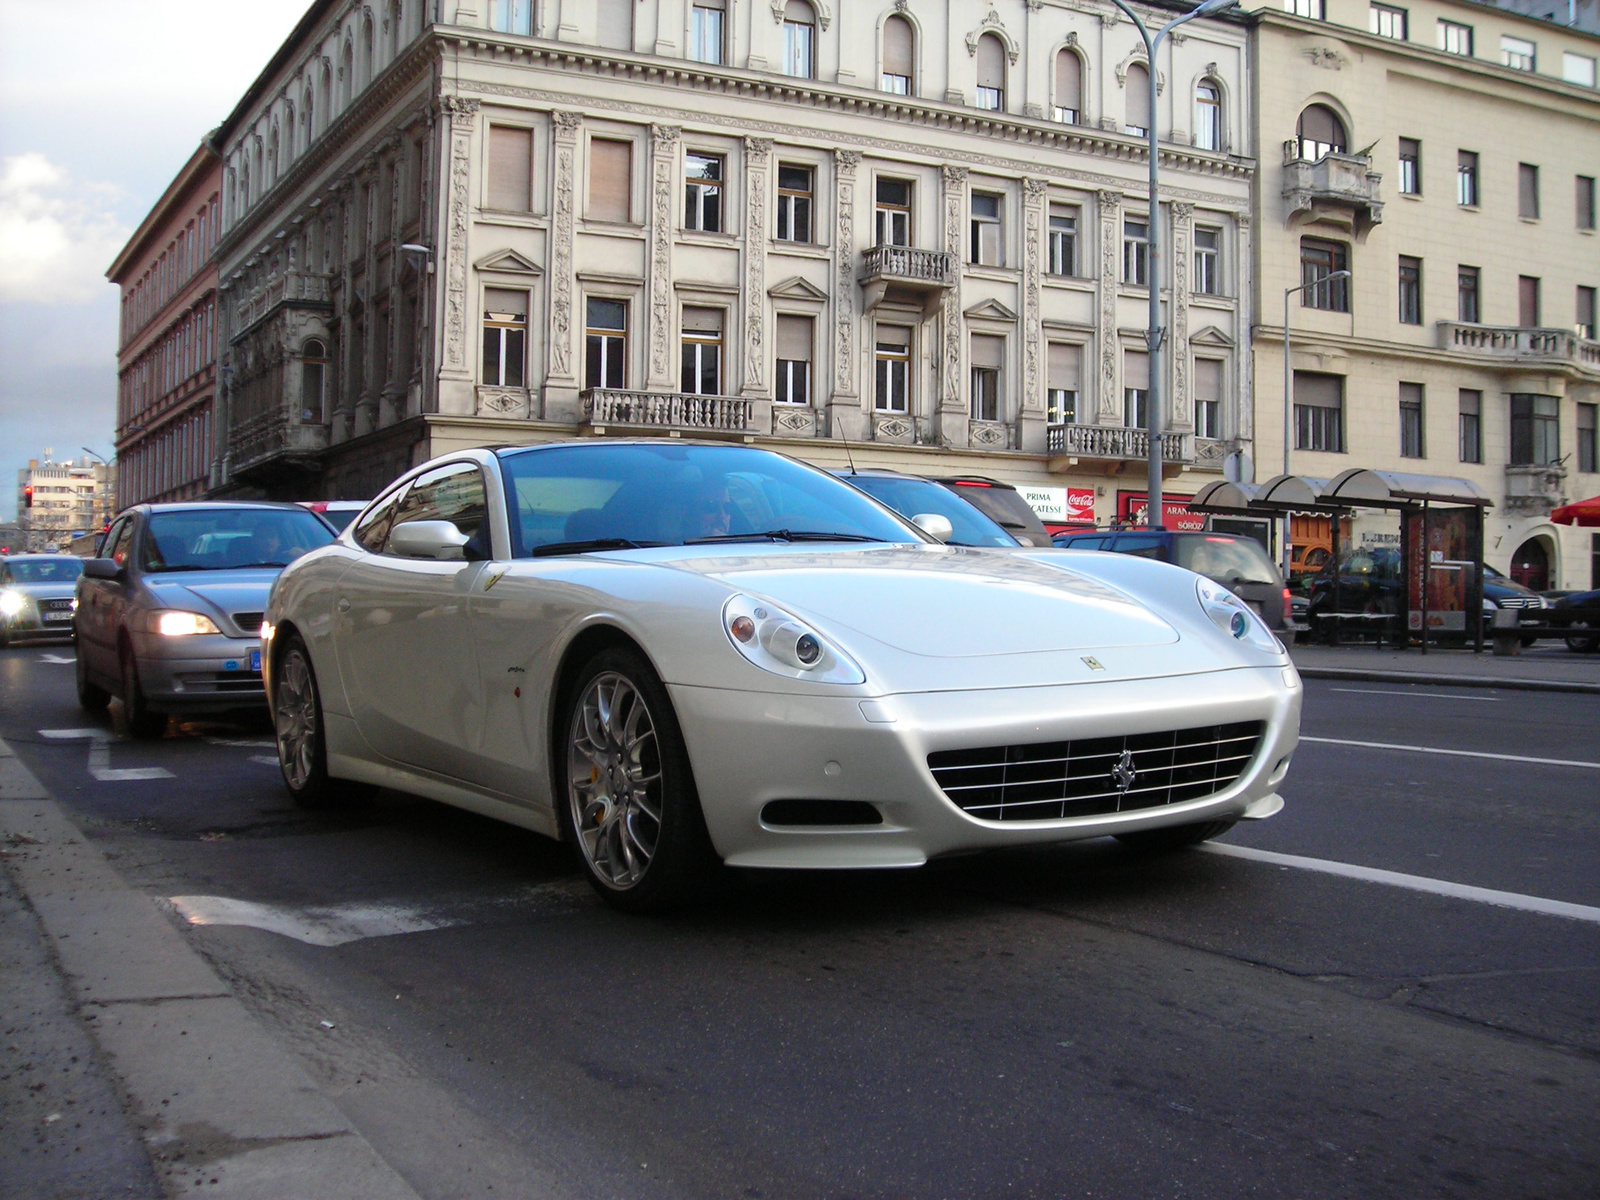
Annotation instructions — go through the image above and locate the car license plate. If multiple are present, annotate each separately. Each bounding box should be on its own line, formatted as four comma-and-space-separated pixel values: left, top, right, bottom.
250, 649, 262, 672
44, 612, 73, 622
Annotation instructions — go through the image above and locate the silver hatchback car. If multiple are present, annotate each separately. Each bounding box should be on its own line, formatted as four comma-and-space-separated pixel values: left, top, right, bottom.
75, 502, 335, 736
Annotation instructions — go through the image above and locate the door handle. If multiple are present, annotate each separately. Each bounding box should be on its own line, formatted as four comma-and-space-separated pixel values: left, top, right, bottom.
336, 597, 351, 613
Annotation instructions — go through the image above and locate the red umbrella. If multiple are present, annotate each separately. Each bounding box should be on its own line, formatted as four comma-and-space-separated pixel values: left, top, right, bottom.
1550, 495, 1600, 527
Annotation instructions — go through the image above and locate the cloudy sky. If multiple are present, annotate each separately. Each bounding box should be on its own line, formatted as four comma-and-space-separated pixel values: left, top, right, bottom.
0, 0, 311, 520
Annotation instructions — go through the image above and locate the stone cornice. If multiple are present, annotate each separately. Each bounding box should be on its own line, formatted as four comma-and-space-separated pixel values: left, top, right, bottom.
1253, 323, 1600, 382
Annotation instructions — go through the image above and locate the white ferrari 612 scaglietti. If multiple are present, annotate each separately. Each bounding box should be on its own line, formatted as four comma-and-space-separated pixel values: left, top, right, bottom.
263, 442, 1301, 911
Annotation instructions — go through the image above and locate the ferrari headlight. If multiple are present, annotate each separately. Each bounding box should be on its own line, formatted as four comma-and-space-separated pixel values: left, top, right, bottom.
153, 610, 222, 637
0, 590, 24, 617
1196, 578, 1281, 655
722, 594, 865, 684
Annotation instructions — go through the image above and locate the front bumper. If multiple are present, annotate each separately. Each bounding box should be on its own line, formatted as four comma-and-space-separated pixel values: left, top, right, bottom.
131, 630, 266, 710
670, 665, 1300, 869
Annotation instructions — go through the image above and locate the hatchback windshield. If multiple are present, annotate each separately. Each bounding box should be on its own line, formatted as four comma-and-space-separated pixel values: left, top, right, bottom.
498, 444, 922, 555
843, 474, 1018, 548
142, 509, 336, 572
1173, 534, 1282, 587
4, 558, 84, 584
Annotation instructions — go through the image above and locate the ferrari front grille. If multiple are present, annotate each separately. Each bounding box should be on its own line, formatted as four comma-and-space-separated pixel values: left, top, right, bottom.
928, 721, 1264, 822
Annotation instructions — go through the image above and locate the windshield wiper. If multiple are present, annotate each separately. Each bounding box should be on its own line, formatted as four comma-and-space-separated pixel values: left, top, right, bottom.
684, 530, 884, 545
531, 538, 661, 557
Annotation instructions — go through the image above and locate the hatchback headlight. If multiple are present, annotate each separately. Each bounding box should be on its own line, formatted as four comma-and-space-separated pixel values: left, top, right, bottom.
722, 594, 865, 684
0, 590, 24, 617
152, 610, 222, 637
1196, 579, 1281, 654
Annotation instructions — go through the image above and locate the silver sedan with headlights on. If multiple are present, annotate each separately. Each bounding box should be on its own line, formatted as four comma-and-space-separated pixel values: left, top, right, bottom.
0, 554, 84, 646
263, 442, 1301, 912
75, 503, 336, 737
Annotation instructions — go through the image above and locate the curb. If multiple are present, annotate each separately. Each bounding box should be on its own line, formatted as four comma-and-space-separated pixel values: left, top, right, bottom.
0, 736, 422, 1200
1296, 666, 1600, 695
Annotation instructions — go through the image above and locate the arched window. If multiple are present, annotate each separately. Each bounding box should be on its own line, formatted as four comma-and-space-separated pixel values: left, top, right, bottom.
302, 88, 314, 153
301, 339, 328, 423
360, 16, 374, 87
1125, 63, 1151, 137
782, 2, 815, 79
340, 40, 353, 107
387, 0, 403, 59
267, 128, 280, 185
975, 33, 1005, 110
1054, 48, 1082, 123
1195, 80, 1222, 150
1296, 104, 1346, 160
882, 15, 913, 94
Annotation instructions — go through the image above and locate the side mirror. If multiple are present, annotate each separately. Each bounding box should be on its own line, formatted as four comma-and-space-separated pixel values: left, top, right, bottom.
82, 557, 122, 580
912, 513, 955, 544
389, 520, 471, 561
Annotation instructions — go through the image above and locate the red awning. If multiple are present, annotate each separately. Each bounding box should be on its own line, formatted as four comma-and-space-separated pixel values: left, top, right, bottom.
1551, 495, 1600, 527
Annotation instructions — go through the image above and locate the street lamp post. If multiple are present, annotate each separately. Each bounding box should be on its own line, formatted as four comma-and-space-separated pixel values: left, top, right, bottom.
1281, 268, 1351, 579
1104, 0, 1238, 528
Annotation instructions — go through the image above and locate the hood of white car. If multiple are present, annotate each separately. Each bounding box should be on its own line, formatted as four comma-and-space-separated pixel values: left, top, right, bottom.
661, 544, 1179, 657
144, 569, 279, 618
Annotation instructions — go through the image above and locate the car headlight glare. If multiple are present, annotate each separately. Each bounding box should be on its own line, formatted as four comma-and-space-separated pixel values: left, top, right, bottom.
0, 590, 24, 617
154, 610, 221, 637
1196, 578, 1281, 655
722, 594, 865, 684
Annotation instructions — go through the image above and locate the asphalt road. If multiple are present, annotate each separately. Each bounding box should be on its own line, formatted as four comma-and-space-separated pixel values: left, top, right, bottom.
2, 643, 1597, 1199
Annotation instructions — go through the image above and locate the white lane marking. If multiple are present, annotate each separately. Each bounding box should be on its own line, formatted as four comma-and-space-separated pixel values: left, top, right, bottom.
168, 895, 460, 947
1329, 687, 1501, 702
205, 737, 276, 748
38, 654, 76, 664
1203, 843, 1600, 925
39, 728, 175, 781
1299, 735, 1600, 771
249, 755, 278, 766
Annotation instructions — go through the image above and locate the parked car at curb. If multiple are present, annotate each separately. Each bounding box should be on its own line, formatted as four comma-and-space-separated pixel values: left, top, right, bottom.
263, 441, 1301, 913
298, 500, 370, 534
834, 470, 1021, 548
928, 476, 1054, 547
74, 503, 336, 736
1548, 587, 1600, 652
0, 554, 84, 646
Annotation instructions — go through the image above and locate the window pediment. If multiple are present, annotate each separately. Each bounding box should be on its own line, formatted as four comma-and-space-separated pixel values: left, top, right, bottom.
474, 248, 543, 275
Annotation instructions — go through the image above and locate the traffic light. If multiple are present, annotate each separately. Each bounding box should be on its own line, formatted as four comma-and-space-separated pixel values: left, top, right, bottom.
24, 485, 33, 508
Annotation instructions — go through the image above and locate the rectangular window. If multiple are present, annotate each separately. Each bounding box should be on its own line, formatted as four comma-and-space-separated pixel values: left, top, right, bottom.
1398, 255, 1422, 324
1519, 163, 1540, 219
689, 2, 724, 65
1519, 275, 1541, 327
584, 298, 627, 391
1048, 205, 1078, 276
1578, 176, 1597, 230
1563, 52, 1597, 87
970, 192, 1003, 266
782, 13, 814, 79
488, 0, 532, 35
874, 326, 911, 412
482, 288, 527, 387
1459, 390, 1482, 463
1458, 266, 1481, 322
1123, 218, 1149, 286
1577, 403, 1597, 474
1195, 359, 1223, 439
1399, 383, 1425, 458
1285, 0, 1324, 17
1398, 137, 1421, 195
588, 138, 632, 223
776, 165, 813, 243
1501, 35, 1536, 72
684, 153, 723, 233
1439, 20, 1473, 56
487, 126, 532, 211
1369, 4, 1407, 39
875, 178, 911, 246
680, 306, 723, 395
1194, 227, 1221, 295
1047, 343, 1081, 425
1300, 238, 1349, 311
775, 314, 813, 405
1509, 394, 1560, 465
1124, 351, 1150, 429
1579, 286, 1597, 340
1457, 151, 1479, 207
1294, 372, 1345, 452
970, 335, 1003, 421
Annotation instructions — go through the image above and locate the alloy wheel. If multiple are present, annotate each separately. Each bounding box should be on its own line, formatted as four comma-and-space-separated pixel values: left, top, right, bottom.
275, 648, 319, 792
567, 671, 664, 890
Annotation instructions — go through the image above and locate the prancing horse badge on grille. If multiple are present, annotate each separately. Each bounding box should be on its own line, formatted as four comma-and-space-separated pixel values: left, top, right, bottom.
1110, 750, 1137, 794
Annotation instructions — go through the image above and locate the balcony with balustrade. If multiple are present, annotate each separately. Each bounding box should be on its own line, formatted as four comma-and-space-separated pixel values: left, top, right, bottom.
581, 390, 756, 436
1047, 423, 1191, 473
859, 246, 956, 315
1437, 322, 1600, 377
1281, 144, 1384, 240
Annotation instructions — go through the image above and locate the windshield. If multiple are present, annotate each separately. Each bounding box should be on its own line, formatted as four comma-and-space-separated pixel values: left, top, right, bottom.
4, 558, 84, 584
142, 509, 336, 572
1174, 534, 1282, 587
498, 444, 923, 556
843, 475, 1018, 547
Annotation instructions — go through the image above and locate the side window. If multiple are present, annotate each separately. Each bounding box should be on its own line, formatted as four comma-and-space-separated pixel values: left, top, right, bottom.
104, 519, 134, 568
388, 462, 489, 555
1066, 535, 1107, 550
352, 488, 405, 554
1110, 533, 1166, 559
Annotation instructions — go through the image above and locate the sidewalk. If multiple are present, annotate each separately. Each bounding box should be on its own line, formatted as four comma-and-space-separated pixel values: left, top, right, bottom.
1290, 642, 1600, 694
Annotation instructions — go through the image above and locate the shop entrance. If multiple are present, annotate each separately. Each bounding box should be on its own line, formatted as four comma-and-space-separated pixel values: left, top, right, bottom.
1510, 536, 1551, 591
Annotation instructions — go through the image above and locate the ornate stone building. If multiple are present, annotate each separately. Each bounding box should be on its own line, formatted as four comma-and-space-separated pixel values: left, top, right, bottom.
210, 0, 1255, 524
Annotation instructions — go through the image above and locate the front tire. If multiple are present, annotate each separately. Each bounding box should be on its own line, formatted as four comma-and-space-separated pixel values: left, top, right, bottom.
1115, 818, 1237, 853
273, 634, 355, 809
75, 633, 110, 712
119, 643, 166, 739
558, 647, 718, 913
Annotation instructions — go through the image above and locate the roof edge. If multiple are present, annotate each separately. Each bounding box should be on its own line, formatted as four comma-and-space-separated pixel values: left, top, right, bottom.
106, 142, 221, 282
